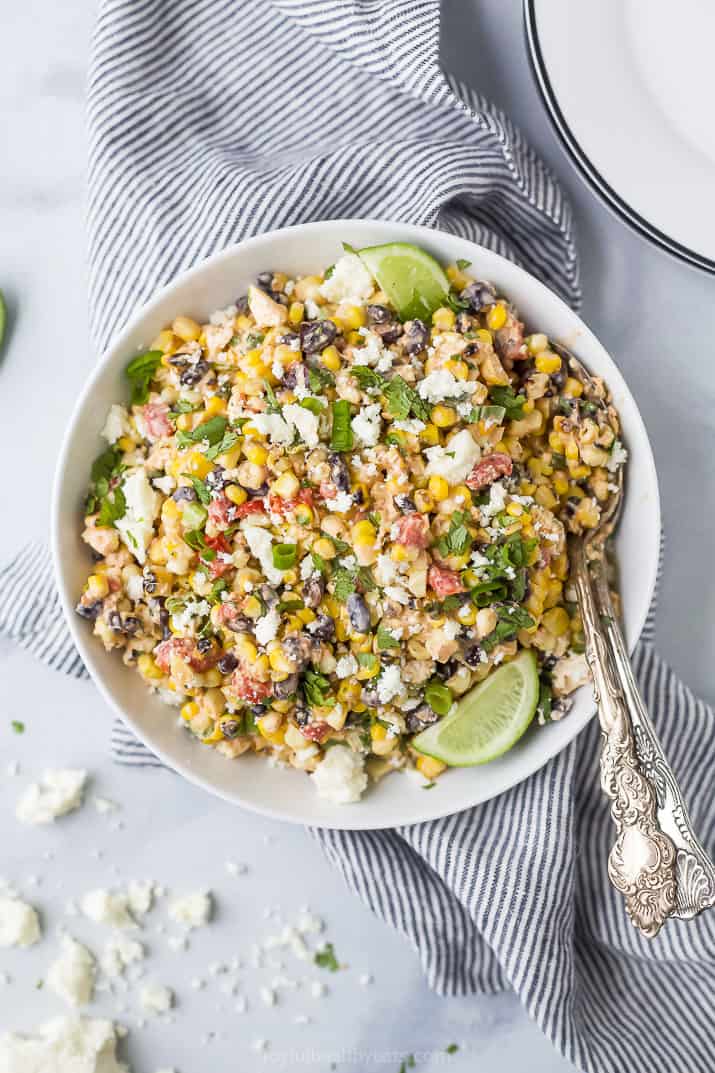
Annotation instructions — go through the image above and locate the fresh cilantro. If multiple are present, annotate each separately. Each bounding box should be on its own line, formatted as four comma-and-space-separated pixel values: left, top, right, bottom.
376, 624, 400, 650
246, 332, 265, 348
445, 290, 469, 313
398, 1056, 416, 1073
263, 379, 280, 413
11, 721, 24, 734
302, 667, 333, 708
536, 677, 553, 723
488, 385, 526, 421
324, 263, 335, 280
183, 475, 211, 505
323, 531, 351, 555
176, 415, 228, 450
91, 446, 121, 486
97, 485, 126, 527
204, 428, 241, 462
314, 942, 339, 972
308, 366, 335, 393
183, 529, 216, 561
358, 566, 377, 591
436, 511, 472, 558
383, 375, 430, 423
169, 399, 199, 417
456, 259, 471, 270
481, 605, 535, 652
469, 578, 508, 607
367, 512, 381, 529
125, 350, 162, 405
277, 597, 304, 613
351, 366, 386, 391
332, 567, 358, 601
311, 550, 329, 576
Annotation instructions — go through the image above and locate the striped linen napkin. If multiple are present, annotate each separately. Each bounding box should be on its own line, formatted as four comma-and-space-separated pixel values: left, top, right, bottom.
2, 2, 713, 1070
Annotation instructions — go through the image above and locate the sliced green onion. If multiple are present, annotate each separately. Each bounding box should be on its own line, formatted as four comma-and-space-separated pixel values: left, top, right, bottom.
424, 680, 453, 716
330, 400, 353, 452
272, 543, 297, 570
181, 501, 208, 530
300, 397, 325, 415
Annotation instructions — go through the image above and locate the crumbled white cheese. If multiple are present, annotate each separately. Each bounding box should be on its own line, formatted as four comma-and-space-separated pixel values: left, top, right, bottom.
384, 585, 410, 605
168, 891, 212, 930
127, 881, 154, 917
299, 555, 317, 581
255, 607, 280, 647
243, 524, 283, 585
310, 980, 327, 998
247, 412, 294, 446
140, 982, 174, 1016
323, 491, 353, 513
552, 653, 590, 696
319, 254, 374, 304
335, 654, 358, 679
480, 481, 507, 519
393, 418, 425, 434
47, 937, 96, 1007
115, 469, 161, 565
374, 553, 399, 587
424, 429, 480, 484
81, 890, 136, 930
151, 474, 175, 495
442, 620, 461, 641
0, 896, 41, 947
101, 937, 144, 979
607, 439, 628, 472
0, 1017, 129, 1073
126, 573, 145, 602
351, 328, 384, 367
417, 369, 476, 403
351, 403, 382, 446
101, 404, 131, 445
16, 769, 87, 825
283, 403, 320, 448
93, 797, 119, 815
376, 664, 403, 705
311, 747, 367, 804
170, 599, 210, 633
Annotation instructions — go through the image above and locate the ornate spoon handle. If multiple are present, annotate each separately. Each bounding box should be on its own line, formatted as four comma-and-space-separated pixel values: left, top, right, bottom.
572, 540, 715, 936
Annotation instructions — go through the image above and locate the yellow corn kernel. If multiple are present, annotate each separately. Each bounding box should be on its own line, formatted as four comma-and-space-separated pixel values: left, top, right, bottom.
525, 594, 544, 618
175, 413, 193, 433
563, 376, 584, 398
527, 332, 549, 355
416, 755, 447, 779
527, 457, 543, 477
553, 474, 569, 496
432, 307, 456, 331
505, 501, 523, 518
569, 463, 591, 480
86, 574, 109, 600
428, 475, 450, 501
269, 648, 294, 675
287, 301, 304, 325
446, 264, 471, 290
272, 471, 300, 500
445, 359, 469, 381
320, 345, 341, 372
574, 498, 600, 529
225, 484, 247, 506
534, 485, 558, 510
548, 431, 563, 452
543, 607, 570, 637
452, 484, 472, 504
242, 597, 262, 621
296, 607, 316, 624
431, 404, 458, 429
337, 681, 362, 707
204, 395, 227, 417
340, 305, 367, 330
519, 481, 536, 496
183, 449, 213, 479
486, 302, 508, 331
544, 580, 564, 609
243, 442, 268, 466
312, 537, 337, 560
181, 701, 199, 721
457, 604, 477, 626
117, 435, 135, 452
172, 315, 201, 342
419, 423, 440, 446
216, 445, 242, 469
151, 329, 179, 353
257, 719, 286, 746
284, 614, 303, 633
370, 723, 387, 742
294, 503, 314, 526
390, 543, 410, 563
414, 490, 434, 513
564, 440, 580, 462
147, 538, 168, 565
534, 351, 562, 375
351, 520, 376, 546
137, 654, 163, 680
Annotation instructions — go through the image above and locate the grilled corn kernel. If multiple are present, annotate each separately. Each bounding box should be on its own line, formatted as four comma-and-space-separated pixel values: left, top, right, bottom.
505, 501, 523, 517
419, 423, 440, 446
312, 537, 337, 560
340, 304, 367, 330
428, 475, 450, 501
243, 596, 263, 621
563, 376, 583, 398
181, 701, 199, 721
431, 404, 458, 429
321, 345, 341, 372
457, 604, 477, 626
86, 574, 109, 600
225, 484, 247, 506
416, 755, 447, 779
351, 520, 376, 546
527, 332, 548, 355
184, 450, 213, 479
294, 503, 314, 526
204, 395, 227, 417
288, 301, 304, 325
271, 471, 300, 500
553, 474, 569, 496
390, 544, 410, 563
269, 648, 294, 675
175, 413, 193, 433
172, 316, 201, 342
534, 351, 562, 375
445, 359, 469, 380
244, 442, 268, 466
296, 607, 316, 624
432, 307, 456, 331
534, 485, 558, 510
486, 302, 508, 331
543, 607, 570, 637
370, 723, 387, 742
151, 329, 179, 353
117, 435, 135, 452
137, 654, 163, 680
452, 484, 471, 504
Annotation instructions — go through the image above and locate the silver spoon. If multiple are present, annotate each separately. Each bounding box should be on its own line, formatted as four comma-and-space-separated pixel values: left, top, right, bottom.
554, 342, 715, 937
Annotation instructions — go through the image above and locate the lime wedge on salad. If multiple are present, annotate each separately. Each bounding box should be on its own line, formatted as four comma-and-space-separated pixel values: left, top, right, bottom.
356, 242, 450, 321
413, 651, 539, 766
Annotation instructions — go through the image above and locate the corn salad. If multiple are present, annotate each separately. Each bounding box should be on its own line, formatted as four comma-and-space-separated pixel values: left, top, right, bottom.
76, 252, 626, 803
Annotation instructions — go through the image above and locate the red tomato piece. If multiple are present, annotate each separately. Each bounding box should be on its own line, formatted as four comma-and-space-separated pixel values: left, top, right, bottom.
465, 452, 513, 492
427, 564, 464, 598
300, 721, 332, 743
231, 671, 272, 704
234, 498, 267, 519
394, 514, 430, 548
207, 494, 236, 529
153, 637, 194, 673
142, 403, 172, 439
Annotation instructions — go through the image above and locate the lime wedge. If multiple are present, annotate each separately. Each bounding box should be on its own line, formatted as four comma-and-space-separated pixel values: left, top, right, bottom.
356, 242, 450, 321
412, 651, 539, 766
0, 290, 6, 353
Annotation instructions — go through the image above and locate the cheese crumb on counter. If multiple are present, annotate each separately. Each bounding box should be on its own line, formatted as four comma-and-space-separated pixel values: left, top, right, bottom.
0, 895, 41, 947
168, 891, 212, 930
140, 982, 174, 1016
81, 890, 136, 930
47, 936, 96, 1007
15, 770, 88, 825
0, 1017, 130, 1073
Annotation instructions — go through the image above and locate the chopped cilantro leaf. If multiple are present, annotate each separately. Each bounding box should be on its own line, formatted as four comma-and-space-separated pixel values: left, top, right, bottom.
125, 350, 162, 405
376, 624, 400, 650
302, 667, 333, 708
456, 259, 471, 270
176, 415, 228, 450
436, 510, 472, 558
488, 385, 526, 421
314, 942, 340, 972
11, 721, 24, 734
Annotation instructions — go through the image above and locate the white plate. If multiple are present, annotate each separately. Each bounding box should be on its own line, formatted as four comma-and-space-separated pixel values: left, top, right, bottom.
525, 0, 715, 272
52, 220, 660, 830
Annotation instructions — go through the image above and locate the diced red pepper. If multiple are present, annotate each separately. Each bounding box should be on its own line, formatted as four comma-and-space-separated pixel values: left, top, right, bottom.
465, 452, 513, 492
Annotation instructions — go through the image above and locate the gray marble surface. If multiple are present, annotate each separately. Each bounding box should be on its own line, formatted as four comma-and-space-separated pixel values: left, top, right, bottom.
0, 1, 712, 1070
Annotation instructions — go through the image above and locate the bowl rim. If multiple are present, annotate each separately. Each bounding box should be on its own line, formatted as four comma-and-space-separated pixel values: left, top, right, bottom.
51, 219, 660, 828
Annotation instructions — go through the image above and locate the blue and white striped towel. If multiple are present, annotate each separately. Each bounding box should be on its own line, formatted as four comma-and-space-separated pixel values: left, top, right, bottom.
2, 3, 713, 1071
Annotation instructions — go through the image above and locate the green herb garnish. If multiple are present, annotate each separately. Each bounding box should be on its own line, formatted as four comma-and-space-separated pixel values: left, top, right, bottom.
302, 667, 333, 708
272, 543, 297, 570
424, 680, 453, 716
376, 624, 400, 650
308, 366, 335, 393
436, 510, 472, 558
183, 475, 211, 505
11, 721, 24, 734
330, 400, 353, 452
176, 415, 228, 450
125, 350, 162, 406
314, 942, 340, 972
332, 567, 358, 601
488, 385, 526, 421
456, 259, 471, 271
263, 379, 280, 413
481, 605, 535, 652
383, 375, 430, 423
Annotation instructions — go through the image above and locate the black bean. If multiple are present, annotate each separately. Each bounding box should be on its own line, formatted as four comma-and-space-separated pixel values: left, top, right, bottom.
206, 466, 226, 492
90, 549, 104, 562
279, 331, 301, 348
377, 323, 403, 345
259, 584, 278, 608
310, 613, 335, 643
302, 576, 325, 609
366, 304, 393, 324
180, 360, 209, 387
347, 594, 370, 634
434, 658, 459, 679
143, 571, 157, 594
300, 319, 337, 354
219, 718, 243, 739
281, 361, 304, 389
108, 611, 124, 632
217, 652, 238, 675
235, 295, 249, 315
406, 703, 439, 733
464, 645, 482, 667
250, 703, 267, 716
361, 685, 380, 708
402, 319, 429, 355
123, 617, 140, 636
456, 311, 474, 334
196, 636, 213, 654
172, 485, 197, 503
394, 493, 416, 514
75, 600, 102, 621
273, 673, 299, 699
329, 453, 350, 492
249, 483, 269, 499
294, 704, 310, 727
284, 634, 313, 670
461, 281, 497, 313
256, 271, 273, 290
224, 613, 253, 634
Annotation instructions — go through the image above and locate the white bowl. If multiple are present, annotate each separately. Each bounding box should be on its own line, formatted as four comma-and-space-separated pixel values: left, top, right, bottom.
52, 221, 660, 830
